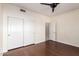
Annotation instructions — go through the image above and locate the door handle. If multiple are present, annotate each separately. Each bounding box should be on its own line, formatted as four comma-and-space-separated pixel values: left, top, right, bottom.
8, 34, 10, 36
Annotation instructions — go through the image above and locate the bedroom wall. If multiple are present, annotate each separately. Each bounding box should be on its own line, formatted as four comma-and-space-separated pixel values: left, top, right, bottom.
2, 4, 51, 52
50, 9, 79, 47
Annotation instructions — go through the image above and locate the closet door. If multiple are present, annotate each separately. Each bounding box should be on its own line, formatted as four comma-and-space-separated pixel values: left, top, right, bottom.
24, 20, 34, 46
7, 17, 24, 50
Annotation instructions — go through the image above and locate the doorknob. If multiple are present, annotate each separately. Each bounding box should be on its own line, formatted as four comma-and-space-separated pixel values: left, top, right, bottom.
8, 34, 10, 36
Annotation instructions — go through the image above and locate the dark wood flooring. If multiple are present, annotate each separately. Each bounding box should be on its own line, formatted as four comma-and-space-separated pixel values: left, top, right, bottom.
3, 40, 79, 56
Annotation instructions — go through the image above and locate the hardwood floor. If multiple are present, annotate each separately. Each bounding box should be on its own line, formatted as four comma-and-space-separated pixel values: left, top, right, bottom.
3, 40, 79, 56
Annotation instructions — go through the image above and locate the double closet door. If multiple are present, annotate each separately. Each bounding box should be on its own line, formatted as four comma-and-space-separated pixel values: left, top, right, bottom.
8, 17, 24, 50
7, 17, 34, 50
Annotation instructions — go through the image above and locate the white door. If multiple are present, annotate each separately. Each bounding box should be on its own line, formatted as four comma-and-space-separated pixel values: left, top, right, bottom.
49, 23, 56, 41
7, 17, 24, 50
24, 20, 34, 46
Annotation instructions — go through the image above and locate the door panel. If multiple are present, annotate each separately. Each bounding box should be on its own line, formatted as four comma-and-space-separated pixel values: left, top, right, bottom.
49, 23, 56, 41
24, 20, 34, 45
8, 17, 24, 50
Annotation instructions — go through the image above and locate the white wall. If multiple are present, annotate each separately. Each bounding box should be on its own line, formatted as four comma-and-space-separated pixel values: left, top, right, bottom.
2, 3, 79, 53
29, 13, 51, 43
2, 4, 51, 52
0, 4, 3, 53
50, 9, 79, 47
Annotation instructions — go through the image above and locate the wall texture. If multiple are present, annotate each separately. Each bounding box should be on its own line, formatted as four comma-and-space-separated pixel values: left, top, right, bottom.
50, 9, 79, 47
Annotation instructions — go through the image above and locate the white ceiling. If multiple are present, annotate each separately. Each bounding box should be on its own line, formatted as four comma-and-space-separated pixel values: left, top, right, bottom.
13, 3, 79, 16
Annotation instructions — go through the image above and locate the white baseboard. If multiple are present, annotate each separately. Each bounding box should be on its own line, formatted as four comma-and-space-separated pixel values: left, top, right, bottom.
35, 40, 45, 44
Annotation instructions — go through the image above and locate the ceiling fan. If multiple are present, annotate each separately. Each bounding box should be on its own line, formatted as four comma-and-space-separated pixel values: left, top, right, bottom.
40, 3, 60, 12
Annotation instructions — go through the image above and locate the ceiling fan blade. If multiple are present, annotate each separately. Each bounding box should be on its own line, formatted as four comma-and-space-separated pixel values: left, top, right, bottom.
40, 3, 60, 13
40, 3, 50, 5
56, 3, 60, 5
55, 3, 59, 6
